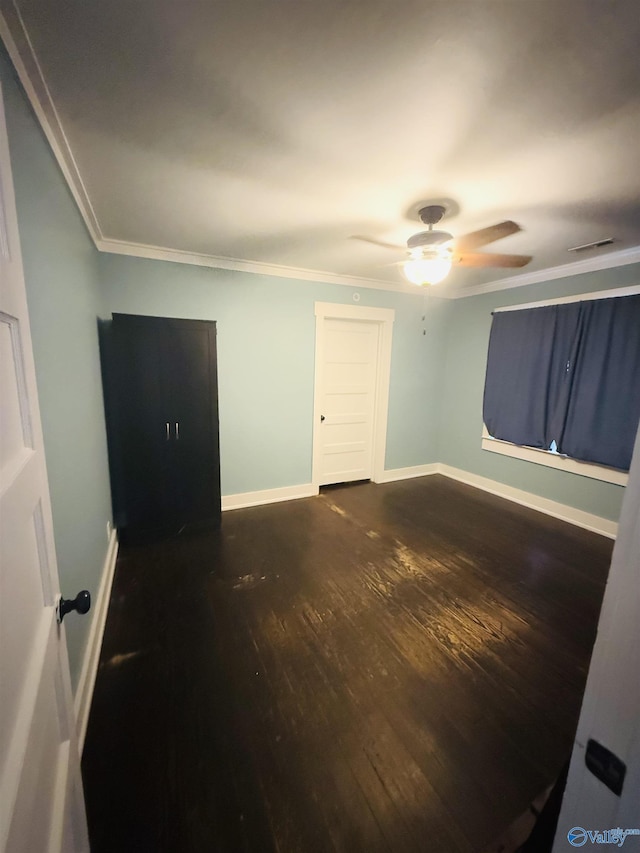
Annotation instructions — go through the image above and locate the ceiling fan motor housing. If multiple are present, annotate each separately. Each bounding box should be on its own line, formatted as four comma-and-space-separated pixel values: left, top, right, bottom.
407, 229, 453, 251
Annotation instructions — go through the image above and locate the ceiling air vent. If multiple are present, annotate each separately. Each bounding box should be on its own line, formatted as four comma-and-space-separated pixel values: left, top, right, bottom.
568, 238, 615, 253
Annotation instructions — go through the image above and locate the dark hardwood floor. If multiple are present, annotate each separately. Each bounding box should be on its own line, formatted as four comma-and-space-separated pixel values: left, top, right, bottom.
82, 475, 613, 852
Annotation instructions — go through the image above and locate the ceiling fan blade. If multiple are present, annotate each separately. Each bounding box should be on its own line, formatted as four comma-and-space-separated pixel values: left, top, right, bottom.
350, 235, 405, 251
454, 251, 532, 269
455, 220, 521, 252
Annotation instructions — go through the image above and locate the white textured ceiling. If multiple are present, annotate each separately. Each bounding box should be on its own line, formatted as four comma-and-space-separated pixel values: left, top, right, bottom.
3, 0, 640, 294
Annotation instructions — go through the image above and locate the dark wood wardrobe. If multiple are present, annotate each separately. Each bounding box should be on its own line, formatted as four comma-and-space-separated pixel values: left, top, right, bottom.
102, 313, 221, 541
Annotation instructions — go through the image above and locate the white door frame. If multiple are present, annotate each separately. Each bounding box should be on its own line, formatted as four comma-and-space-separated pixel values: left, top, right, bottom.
312, 302, 394, 488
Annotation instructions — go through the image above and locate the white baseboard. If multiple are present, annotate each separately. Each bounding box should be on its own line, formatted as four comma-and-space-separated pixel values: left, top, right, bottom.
222, 464, 616, 538
74, 529, 119, 754
438, 464, 618, 539
376, 464, 439, 483
221, 468, 440, 509
222, 482, 319, 511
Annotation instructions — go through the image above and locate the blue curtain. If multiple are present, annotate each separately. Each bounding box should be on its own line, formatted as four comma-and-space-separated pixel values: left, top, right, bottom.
482, 303, 580, 449
558, 294, 640, 470
483, 294, 640, 471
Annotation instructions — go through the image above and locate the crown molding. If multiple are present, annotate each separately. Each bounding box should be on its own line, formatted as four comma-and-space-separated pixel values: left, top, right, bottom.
96, 239, 640, 299
448, 245, 640, 299
0, 4, 103, 241
96, 237, 421, 293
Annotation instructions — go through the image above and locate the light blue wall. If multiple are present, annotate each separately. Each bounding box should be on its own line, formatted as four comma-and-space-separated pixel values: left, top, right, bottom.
1, 53, 113, 689
98, 255, 451, 494
438, 264, 640, 522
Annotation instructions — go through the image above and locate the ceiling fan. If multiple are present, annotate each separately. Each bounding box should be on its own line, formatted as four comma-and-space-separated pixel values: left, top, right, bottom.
353, 204, 532, 286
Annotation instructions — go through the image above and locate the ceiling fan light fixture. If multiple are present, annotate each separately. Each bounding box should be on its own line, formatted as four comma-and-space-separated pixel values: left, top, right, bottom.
403, 248, 452, 286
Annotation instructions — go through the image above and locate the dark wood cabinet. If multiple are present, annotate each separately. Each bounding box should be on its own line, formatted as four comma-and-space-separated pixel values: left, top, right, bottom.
103, 314, 221, 540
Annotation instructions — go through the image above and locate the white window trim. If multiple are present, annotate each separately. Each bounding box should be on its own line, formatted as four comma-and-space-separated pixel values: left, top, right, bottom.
492, 283, 640, 313
481, 284, 640, 488
482, 425, 628, 486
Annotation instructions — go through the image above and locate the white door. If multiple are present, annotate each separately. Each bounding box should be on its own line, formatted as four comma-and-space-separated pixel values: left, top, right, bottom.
552, 418, 640, 847
0, 86, 89, 853
313, 303, 394, 488
316, 318, 379, 485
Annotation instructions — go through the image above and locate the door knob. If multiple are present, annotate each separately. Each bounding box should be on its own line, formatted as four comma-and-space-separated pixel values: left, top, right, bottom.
320, 415, 325, 421
58, 590, 91, 623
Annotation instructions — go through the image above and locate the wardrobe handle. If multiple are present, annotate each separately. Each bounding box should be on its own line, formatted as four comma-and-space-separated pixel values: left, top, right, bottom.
166, 422, 170, 440
175, 422, 180, 440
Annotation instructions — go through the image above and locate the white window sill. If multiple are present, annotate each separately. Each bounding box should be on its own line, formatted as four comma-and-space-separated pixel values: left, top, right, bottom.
481, 426, 628, 486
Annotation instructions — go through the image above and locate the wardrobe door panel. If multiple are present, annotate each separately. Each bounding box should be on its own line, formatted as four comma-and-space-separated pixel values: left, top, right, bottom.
162, 324, 220, 525
113, 320, 171, 529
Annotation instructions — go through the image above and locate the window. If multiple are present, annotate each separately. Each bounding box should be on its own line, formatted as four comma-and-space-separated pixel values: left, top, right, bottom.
482, 289, 640, 482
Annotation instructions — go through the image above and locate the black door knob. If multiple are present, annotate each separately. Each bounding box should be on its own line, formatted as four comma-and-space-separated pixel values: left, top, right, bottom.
58, 590, 91, 622
320, 414, 325, 421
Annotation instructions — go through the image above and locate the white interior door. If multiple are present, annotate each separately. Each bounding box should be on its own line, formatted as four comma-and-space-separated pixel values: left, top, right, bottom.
552, 418, 640, 848
0, 85, 89, 853
316, 317, 380, 485
313, 303, 394, 488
